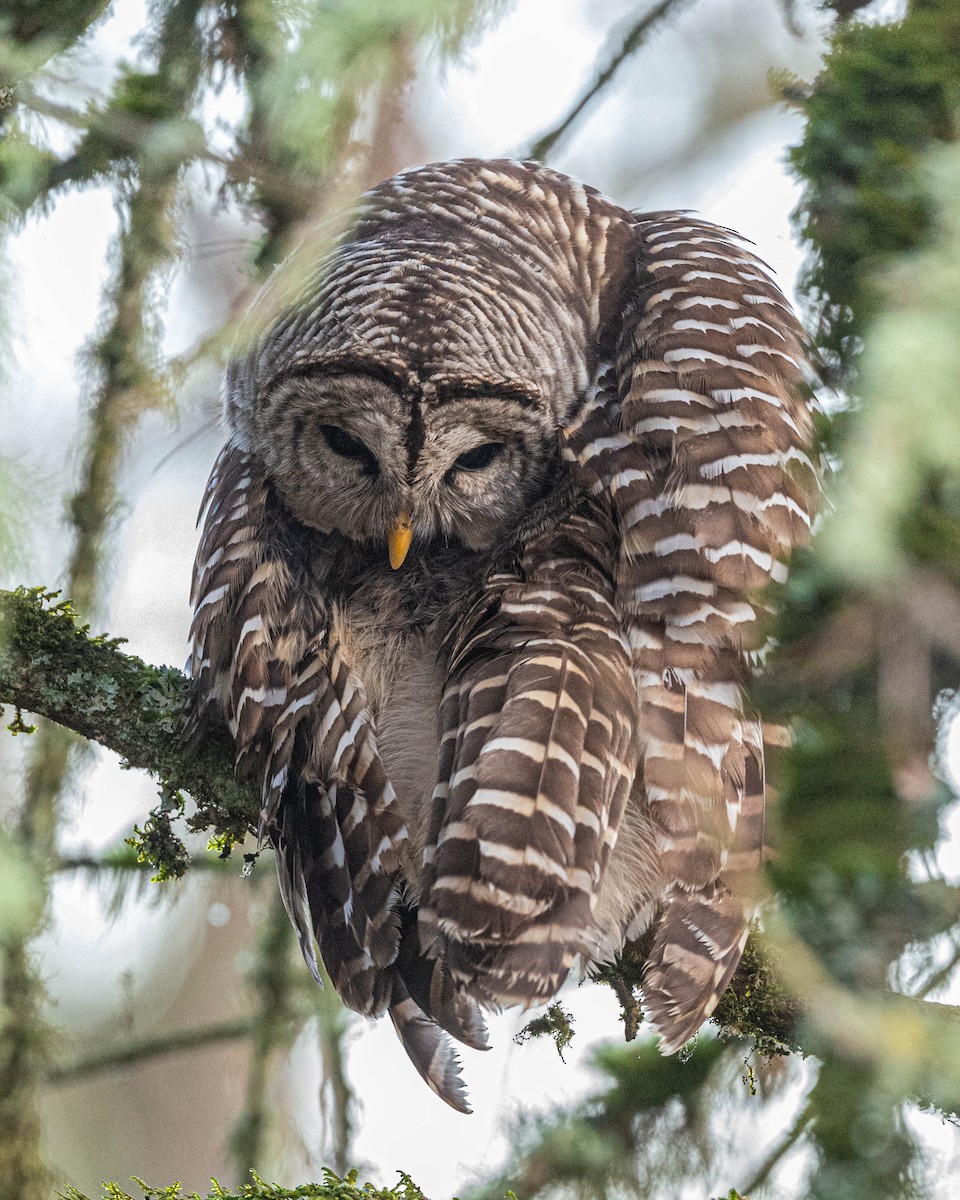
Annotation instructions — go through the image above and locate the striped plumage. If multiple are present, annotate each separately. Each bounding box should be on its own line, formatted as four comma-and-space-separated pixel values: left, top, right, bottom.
188, 159, 817, 1110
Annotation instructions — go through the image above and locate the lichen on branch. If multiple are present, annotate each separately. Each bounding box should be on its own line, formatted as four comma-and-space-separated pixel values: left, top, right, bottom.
0, 586, 256, 872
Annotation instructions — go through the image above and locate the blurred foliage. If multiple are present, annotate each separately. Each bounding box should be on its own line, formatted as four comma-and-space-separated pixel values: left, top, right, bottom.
0, 455, 31, 575
229, 894, 301, 1181
822, 147, 960, 586
756, 1, 960, 1196
776, 0, 960, 987
58, 1168, 428, 1200
480, 2, 960, 1197
0, 2, 109, 52
0, 1, 109, 99
0, 833, 44, 941
468, 1038, 770, 1200
217, 0, 510, 267
790, 0, 960, 382
0, 2, 515, 1196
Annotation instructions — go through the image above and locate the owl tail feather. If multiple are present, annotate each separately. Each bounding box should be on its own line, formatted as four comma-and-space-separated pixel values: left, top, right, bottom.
388, 982, 472, 1114
642, 721, 766, 1053
642, 884, 749, 1054
272, 809, 323, 985
271, 774, 398, 1016
394, 935, 490, 1052
421, 904, 595, 1014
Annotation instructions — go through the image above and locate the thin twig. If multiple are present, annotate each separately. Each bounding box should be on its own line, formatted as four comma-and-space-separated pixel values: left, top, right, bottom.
230, 891, 298, 1183
17, 81, 231, 170
45, 1019, 255, 1086
57, 851, 245, 874
739, 1103, 813, 1197
524, 0, 698, 162
315, 970, 355, 1176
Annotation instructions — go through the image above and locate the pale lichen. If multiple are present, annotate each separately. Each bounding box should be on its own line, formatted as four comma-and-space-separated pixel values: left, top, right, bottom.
0, 587, 257, 872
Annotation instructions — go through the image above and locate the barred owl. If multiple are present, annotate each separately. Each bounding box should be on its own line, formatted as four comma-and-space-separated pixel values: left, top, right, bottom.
189, 158, 816, 1112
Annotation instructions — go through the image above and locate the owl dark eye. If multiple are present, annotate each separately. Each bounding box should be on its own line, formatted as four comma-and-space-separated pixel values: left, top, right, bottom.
321, 425, 378, 473
453, 442, 503, 472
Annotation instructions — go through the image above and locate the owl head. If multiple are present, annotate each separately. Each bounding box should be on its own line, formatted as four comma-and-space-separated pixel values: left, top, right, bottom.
227, 160, 617, 564
248, 358, 560, 562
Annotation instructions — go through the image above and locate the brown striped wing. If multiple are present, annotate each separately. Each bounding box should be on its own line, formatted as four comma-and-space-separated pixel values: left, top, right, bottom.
188, 442, 405, 1006
565, 215, 817, 1051
419, 498, 638, 1007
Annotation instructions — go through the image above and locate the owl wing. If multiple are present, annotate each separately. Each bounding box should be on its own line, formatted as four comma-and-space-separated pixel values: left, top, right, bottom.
418, 497, 640, 1006
188, 440, 486, 1111
188, 441, 407, 1007
565, 213, 818, 1050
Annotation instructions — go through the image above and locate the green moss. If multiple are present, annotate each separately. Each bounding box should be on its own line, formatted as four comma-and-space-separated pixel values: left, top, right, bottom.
790, 0, 960, 378
591, 940, 646, 1041
712, 938, 802, 1059
0, 587, 258, 874
58, 1169, 427, 1200
5, 706, 35, 734
515, 1001, 576, 1060
126, 788, 190, 881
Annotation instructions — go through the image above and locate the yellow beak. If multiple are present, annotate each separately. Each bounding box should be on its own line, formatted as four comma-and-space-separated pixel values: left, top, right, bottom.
388, 513, 413, 570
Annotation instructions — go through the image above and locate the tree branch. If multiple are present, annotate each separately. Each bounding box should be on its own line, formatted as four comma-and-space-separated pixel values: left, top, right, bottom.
7, 582, 960, 1086
524, 0, 698, 162
739, 1102, 812, 1198
45, 1019, 255, 1087
3, 586, 806, 1052
0, 587, 256, 847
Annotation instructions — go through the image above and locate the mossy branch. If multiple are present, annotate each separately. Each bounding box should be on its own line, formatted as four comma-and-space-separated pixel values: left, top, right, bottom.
592, 928, 804, 1063
8, 582, 946, 1072
3, 585, 810, 1055
0, 587, 257, 857
8, 580, 960, 1091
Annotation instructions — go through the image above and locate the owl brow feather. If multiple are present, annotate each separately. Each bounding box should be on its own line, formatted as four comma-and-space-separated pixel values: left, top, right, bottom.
262, 354, 542, 410
262, 351, 418, 399
426, 374, 542, 408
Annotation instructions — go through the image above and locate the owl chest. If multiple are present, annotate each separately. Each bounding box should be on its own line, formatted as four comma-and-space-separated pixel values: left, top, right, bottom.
326, 589, 445, 887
